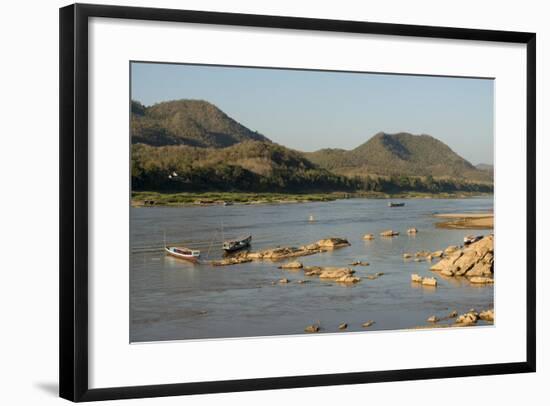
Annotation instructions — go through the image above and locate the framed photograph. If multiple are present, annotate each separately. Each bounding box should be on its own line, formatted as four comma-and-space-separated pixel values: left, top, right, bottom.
59, 3, 536, 402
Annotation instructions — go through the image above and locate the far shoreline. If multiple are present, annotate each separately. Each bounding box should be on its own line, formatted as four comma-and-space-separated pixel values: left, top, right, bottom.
131, 191, 494, 208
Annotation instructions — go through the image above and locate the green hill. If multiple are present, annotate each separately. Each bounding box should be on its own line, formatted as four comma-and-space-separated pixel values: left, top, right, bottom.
132, 141, 357, 192
306, 132, 492, 182
131, 99, 270, 148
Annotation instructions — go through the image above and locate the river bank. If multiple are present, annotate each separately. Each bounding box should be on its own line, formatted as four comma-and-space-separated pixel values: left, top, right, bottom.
434, 212, 494, 229
132, 191, 493, 207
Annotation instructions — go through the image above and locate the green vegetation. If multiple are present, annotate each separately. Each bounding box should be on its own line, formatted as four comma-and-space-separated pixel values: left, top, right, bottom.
306, 132, 493, 182
132, 190, 492, 207
131, 100, 269, 148
130, 99, 493, 201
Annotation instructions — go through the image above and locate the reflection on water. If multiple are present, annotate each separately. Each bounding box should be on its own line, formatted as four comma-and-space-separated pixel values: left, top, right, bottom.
130, 197, 494, 342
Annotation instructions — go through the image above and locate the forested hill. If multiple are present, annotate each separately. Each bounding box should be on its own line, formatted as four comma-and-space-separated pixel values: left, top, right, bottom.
306, 132, 492, 182
131, 99, 270, 148
130, 100, 492, 194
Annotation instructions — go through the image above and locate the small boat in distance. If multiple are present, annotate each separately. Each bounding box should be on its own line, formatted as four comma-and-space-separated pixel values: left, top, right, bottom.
165, 246, 201, 262
223, 235, 252, 253
388, 202, 405, 207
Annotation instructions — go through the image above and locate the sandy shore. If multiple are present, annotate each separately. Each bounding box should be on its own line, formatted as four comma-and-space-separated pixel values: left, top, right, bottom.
434, 212, 494, 229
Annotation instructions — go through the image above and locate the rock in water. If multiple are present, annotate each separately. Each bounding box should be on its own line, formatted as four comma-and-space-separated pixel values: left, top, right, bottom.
380, 230, 399, 237
279, 261, 303, 270
363, 233, 375, 240
362, 320, 375, 328
479, 309, 495, 322
403, 253, 413, 259
411, 273, 423, 283
316, 238, 351, 249
427, 315, 439, 323
278, 278, 289, 284
456, 311, 479, 325
407, 228, 418, 234
338, 323, 348, 330
469, 276, 494, 284
304, 324, 320, 333
421, 277, 437, 287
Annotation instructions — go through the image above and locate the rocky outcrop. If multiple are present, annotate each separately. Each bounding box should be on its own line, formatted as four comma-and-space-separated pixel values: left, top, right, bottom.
429, 235, 494, 283
279, 261, 303, 270
212, 237, 350, 265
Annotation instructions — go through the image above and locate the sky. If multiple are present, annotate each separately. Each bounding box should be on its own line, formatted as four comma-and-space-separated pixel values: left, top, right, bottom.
131, 62, 494, 165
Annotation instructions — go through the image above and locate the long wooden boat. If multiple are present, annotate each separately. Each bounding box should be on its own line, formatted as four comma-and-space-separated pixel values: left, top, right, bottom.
388, 202, 405, 207
165, 246, 201, 262
223, 235, 252, 253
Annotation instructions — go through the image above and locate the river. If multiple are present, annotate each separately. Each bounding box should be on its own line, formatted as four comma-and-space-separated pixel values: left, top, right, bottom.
130, 197, 494, 342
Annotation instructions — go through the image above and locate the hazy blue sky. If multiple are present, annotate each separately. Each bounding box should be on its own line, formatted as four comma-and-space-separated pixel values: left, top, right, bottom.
131, 62, 494, 165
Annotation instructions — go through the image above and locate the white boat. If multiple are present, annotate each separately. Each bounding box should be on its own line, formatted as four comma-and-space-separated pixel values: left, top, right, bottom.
165, 246, 201, 262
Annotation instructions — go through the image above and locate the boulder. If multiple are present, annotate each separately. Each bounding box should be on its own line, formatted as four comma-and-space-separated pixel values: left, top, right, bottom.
338, 323, 348, 330
316, 238, 350, 249
363, 233, 375, 240
411, 273, 423, 283
479, 309, 495, 322
362, 320, 375, 328
416, 251, 431, 257
319, 267, 355, 280
421, 277, 437, 287
465, 261, 493, 277
304, 324, 320, 333
447, 310, 458, 318
403, 253, 413, 259
427, 315, 439, 323
469, 276, 494, 284
279, 261, 303, 270
456, 311, 479, 325
407, 228, 418, 234
380, 230, 399, 237
335, 275, 361, 284
431, 250, 444, 258
278, 278, 290, 284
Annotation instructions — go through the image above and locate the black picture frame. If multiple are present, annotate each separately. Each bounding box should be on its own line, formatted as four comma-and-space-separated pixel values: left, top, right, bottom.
59, 3, 536, 402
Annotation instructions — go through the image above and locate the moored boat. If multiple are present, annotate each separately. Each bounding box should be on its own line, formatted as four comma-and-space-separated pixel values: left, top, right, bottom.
165, 246, 201, 262
388, 202, 405, 207
223, 235, 252, 253
464, 235, 482, 245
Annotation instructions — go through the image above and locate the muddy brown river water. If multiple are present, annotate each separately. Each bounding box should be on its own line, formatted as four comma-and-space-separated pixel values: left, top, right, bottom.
130, 197, 494, 342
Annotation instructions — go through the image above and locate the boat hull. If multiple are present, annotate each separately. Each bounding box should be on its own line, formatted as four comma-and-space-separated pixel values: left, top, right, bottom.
165, 247, 200, 262
223, 236, 252, 253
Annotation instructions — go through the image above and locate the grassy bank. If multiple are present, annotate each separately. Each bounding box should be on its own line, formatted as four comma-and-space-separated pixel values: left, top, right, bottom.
132, 191, 492, 207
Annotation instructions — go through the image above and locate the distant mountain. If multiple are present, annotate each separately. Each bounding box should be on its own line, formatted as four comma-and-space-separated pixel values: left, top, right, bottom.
131, 100, 271, 148
476, 163, 494, 172
130, 101, 492, 193
306, 132, 492, 182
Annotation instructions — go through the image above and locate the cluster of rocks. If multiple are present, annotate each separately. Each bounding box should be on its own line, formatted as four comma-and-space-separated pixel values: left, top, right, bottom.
305, 266, 361, 284
211, 237, 350, 266
455, 309, 494, 326
363, 228, 418, 240
304, 320, 376, 333
422, 309, 494, 327
429, 235, 494, 284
